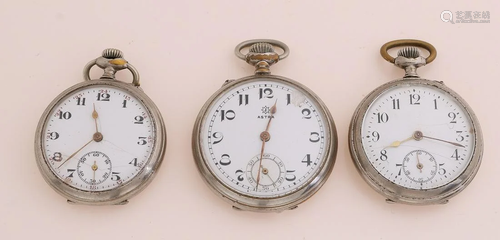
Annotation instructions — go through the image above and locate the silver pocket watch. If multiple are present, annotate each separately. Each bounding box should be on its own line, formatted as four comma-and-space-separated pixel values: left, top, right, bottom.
35, 49, 167, 205
349, 39, 483, 205
192, 39, 338, 212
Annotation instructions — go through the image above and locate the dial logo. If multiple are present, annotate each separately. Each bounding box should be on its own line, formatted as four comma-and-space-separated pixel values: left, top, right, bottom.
258, 105, 275, 119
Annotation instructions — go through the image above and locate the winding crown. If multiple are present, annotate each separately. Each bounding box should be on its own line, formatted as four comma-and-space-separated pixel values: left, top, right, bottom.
397, 47, 420, 59
102, 48, 123, 59
249, 43, 275, 54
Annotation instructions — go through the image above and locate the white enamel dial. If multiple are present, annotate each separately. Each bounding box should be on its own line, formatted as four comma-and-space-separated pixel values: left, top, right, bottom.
361, 84, 475, 190
200, 80, 329, 198
42, 85, 155, 191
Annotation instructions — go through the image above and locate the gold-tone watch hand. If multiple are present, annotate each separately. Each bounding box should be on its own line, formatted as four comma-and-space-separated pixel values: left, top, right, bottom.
255, 142, 266, 190
416, 151, 423, 173
91, 103, 104, 142
386, 136, 414, 148
92, 161, 98, 183
256, 100, 278, 190
92, 103, 99, 133
422, 135, 465, 148
57, 139, 93, 169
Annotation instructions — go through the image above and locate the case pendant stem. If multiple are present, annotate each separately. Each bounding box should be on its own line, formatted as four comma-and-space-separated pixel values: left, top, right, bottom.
83, 48, 141, 86
234, 39, 290, 75
245, 42, 279, 75
379, 39, 438, 79
402, 65, 419, 78
394, 47, 426, 79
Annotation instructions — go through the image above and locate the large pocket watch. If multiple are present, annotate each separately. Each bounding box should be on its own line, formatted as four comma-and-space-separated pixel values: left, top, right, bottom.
192, 39, 338, 212
349, 39, 483, 205
35, 49, 166, 205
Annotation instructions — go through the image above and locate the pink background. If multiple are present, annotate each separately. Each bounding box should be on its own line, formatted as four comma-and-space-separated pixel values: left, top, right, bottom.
1, 0, 499, 239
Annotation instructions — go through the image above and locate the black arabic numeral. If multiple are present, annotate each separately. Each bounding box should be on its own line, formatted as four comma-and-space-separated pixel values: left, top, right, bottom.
134, 115, 144, 124
309, 132, 320, 142
301, 154, 312, 166
111, 172, 121, 181
410, 94, 421, 105
52, 152, 62, 162
451, 149, 460, 160
448, 112, 457, 123
285, 170, 296, 181
76, 97, 86, 106
97, 92, 110, 101
129, 158, 138, 167
67, 169, 75, 178
137, 137, 147, 145
259, 88, 273, 99
302, 108, 311, 119
235, 169, 244, 181
392, 99, 400, 109
396, 163, 403, 176
48, 132, 59, 140
221, 110, 235, 121
438, 163, 447, 175
377, 112, 389, 123
238, 94, 249, 106
219, 154, 231, 166
58, 111, 72, 120
212, 132, 224, 144
371, 131, 380, 142
456, 131, 464, 142
380, 150, 388, 161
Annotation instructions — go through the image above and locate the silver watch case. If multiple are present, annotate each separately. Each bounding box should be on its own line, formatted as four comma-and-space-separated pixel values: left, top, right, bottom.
349, 78, 483, 205
192, 74, 337, 212
35, 79, 167, 205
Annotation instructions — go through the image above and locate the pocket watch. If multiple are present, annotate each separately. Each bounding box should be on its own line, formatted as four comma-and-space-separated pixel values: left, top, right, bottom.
35, 48, 166, 205
349, 39, 483, 205
192, 39, 337, 212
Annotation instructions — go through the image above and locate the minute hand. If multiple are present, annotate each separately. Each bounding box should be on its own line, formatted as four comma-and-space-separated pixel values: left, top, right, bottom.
422, 135, 465, 148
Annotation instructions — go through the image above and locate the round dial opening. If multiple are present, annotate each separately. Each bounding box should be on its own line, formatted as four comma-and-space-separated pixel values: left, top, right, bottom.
360, 84, 475, 190
200, 79, 330, 198
42, 85, 156, 192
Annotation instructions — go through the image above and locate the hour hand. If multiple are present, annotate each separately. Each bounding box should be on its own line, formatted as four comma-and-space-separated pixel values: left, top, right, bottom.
92, 103, 99, 133
386, 136, 413, 148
